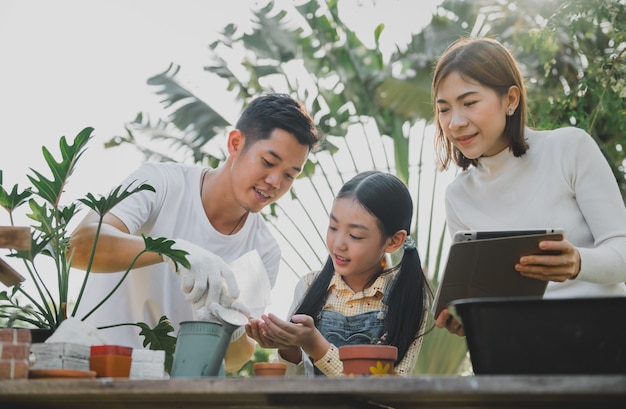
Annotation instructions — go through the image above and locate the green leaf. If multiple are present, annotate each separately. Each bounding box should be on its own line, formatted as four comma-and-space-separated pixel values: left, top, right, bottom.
26, 199, 57, 241
374, 23, 385, 47
136, 316, 177, 374
0, 290, 10, 301
146, 63, 230, 142
0, 181, 33, 214
143, 236, 190, 270
78, 182, 156, 217
11, 230, 47, 262
27, 127, 94, 207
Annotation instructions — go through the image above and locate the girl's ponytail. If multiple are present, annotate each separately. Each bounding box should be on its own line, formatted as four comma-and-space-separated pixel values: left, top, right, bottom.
385, 238, 431, 364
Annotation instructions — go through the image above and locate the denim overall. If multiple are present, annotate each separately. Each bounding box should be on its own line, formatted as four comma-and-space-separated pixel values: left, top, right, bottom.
312, 279, 393, 375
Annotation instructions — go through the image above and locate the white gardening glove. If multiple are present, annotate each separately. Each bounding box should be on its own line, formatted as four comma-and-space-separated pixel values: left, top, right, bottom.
195, 300, 251, 323
163, 238, 240, 314
194, 277, 251, 322
197, 300, 251, 341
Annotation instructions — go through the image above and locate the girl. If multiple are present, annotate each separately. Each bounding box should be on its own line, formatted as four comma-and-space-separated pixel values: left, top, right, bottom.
246, 171, 431, 376
431, 37, 626, 335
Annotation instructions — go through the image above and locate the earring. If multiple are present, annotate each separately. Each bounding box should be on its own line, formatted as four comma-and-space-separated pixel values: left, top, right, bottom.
507, 108, 515, 116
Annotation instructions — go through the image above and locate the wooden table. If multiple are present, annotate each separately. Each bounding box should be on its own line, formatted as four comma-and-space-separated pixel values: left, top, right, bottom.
1, 375, 625, 409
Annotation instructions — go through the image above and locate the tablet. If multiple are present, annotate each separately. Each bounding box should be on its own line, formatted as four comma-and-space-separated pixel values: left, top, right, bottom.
453, 228, 565, 243
432, 228, 565, 318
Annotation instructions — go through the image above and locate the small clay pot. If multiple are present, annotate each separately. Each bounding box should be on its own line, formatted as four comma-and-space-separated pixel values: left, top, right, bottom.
253, 362, 287, 377
338, 344, 398, 376
90, 345, 133, 378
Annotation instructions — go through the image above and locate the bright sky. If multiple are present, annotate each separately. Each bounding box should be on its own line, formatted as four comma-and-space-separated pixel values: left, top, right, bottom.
0, 0, 445, 319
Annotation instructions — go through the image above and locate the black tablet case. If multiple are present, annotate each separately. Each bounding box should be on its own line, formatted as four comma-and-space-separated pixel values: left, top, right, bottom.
432, 232, 562, 317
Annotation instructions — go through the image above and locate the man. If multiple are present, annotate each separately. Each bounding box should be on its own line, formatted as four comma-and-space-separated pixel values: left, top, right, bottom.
69, 93, 320, 372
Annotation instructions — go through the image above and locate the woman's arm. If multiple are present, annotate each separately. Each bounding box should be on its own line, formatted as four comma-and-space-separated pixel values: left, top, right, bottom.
517, 130, 626, 284
566, 130, 626, 283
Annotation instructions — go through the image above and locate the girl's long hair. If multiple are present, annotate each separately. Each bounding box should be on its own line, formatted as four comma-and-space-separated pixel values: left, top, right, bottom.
294, 171, 431, 364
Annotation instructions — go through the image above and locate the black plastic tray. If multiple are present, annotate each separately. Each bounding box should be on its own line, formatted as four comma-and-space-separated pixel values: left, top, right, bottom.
450, 296, 626, 375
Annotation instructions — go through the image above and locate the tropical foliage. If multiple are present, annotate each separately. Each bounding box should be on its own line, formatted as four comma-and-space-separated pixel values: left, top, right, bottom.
0, 127, 189, 331
106, 0, 626, 374
385, 0, 626, 196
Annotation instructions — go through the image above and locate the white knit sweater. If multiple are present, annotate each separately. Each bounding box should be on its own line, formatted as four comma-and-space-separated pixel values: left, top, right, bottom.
445, 127, 626, 297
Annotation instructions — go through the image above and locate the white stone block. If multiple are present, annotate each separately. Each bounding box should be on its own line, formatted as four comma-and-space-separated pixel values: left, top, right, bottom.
30, 343, 90, 370
129, 349, 165, 379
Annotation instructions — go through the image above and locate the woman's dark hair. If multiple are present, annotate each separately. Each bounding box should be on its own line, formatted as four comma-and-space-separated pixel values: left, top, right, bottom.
235, 93, 321, 152
432, 37, 529, 171
294, 171, 431, 364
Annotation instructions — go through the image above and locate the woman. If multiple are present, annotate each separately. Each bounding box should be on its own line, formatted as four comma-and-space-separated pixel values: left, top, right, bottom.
431, 37, 626, 335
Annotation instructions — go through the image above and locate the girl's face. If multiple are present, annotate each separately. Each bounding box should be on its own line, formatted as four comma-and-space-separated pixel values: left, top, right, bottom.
436, 71, 512, 159
326, 197, 393, 292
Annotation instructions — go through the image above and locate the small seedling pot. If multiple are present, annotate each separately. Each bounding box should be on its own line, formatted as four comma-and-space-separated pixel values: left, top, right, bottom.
253, 362, 287, 377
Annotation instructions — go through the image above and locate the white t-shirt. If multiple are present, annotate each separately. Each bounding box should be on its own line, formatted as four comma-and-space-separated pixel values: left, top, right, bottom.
445, 127, 626, 298
76, 162, 281, 348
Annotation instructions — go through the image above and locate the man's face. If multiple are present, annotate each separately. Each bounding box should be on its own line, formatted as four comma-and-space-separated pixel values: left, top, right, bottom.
229, 128, 309, 213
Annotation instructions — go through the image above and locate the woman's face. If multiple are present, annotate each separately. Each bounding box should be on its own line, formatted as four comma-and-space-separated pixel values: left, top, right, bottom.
436, 71, 511, 159
326, 197, 390, 292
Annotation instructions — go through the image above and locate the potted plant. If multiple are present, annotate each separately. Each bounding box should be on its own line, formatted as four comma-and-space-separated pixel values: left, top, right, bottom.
0, 127, 189, 347
338, 343, 398, 376
252, 362, 287, 377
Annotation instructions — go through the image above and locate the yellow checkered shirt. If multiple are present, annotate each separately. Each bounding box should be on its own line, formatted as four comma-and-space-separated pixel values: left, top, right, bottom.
302, 271, 425, 377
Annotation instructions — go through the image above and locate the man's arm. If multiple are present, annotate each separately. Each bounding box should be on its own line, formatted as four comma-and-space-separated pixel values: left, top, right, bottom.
69, 211, 164, 272
224, 332, 256, 373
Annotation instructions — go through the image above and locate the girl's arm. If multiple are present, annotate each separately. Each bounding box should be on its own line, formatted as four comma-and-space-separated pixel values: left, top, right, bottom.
250, 313, 335, 374
310, 344, 343, 376
253, 313, 331, 359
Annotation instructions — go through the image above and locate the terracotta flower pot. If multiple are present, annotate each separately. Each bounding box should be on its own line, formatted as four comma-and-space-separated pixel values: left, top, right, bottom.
338, 344, 398, 376
90, 345, 133, 378
253, 362, 287, 377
